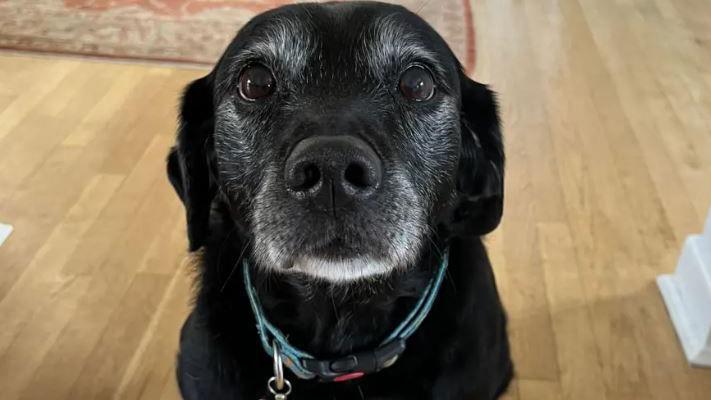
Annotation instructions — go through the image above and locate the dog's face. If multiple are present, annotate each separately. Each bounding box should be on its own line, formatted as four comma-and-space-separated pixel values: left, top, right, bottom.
168, 2, 504, 282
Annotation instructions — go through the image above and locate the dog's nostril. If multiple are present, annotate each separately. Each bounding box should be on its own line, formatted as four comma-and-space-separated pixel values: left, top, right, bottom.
292, 163, 321, 191
344, 162, 371, 189
302, 164, 321, 189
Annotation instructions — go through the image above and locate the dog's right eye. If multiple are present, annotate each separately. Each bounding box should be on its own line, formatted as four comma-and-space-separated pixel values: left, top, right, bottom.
238, 65, 275, 101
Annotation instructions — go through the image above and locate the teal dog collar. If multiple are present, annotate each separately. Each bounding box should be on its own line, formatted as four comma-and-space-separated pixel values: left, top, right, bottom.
243, 248, 450, 382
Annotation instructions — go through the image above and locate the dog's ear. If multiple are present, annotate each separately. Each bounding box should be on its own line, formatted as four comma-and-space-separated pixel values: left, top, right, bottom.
167, 75, 216, 251
451, 73, 505, 236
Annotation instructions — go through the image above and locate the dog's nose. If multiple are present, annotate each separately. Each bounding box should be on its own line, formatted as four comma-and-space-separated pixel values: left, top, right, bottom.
285, 136, 382, 208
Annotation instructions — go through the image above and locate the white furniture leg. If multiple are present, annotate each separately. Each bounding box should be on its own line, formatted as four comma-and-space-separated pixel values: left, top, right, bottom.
0, 223, 12, 247
657, 208, 711, 367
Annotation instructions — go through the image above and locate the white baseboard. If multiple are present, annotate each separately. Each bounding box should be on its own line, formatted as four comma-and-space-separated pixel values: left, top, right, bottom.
657, 208, 711, 368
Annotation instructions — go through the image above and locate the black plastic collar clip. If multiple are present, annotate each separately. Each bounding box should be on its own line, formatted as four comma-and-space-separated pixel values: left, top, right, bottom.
301, 339, 407, 382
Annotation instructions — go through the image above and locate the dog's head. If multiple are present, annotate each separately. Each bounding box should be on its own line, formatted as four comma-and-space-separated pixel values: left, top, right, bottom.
168, 2, 503, 282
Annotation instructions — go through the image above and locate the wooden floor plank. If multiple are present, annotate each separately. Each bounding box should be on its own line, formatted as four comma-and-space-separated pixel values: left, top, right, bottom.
538, 223, 607, 400
64, 272, 171, 400
0, 276, 91, 399
0, 174, 124, 355
19, 148, 182, 400
518, 379, 563, 400
115, 269, 192, 400
483, 0, 561, 381
0, 60, 78, 142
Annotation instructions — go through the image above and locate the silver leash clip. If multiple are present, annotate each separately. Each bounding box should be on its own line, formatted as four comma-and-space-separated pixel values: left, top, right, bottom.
266, 340, 292, 400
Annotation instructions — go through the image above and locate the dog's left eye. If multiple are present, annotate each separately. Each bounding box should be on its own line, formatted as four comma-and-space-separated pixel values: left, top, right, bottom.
238, 64, 275, 101
399, 65, 435, 102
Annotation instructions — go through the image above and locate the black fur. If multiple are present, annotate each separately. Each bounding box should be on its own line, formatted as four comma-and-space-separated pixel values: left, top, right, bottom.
168, 2, 512, 399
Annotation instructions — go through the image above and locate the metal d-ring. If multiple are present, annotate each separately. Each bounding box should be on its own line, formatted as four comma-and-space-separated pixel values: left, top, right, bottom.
268, 376, 292, 397
272, 340, 285, 391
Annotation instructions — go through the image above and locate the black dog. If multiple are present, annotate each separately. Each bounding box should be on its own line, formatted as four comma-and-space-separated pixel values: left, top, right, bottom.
167, 2, 512, 399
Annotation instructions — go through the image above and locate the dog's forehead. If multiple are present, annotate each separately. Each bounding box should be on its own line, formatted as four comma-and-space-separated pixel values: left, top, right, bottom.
221, 2, 453, 81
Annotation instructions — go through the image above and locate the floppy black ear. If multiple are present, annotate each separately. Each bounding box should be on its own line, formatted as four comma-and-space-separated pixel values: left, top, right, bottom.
451, 73, 505, 236
167, 75, 216, 251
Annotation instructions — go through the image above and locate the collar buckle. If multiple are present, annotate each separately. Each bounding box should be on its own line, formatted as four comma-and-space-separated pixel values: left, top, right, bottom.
301, 339, 406, 382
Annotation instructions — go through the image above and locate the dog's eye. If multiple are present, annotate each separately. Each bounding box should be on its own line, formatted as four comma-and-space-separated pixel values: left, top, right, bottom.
399, 66, 435, 101
238, 65, 275, 101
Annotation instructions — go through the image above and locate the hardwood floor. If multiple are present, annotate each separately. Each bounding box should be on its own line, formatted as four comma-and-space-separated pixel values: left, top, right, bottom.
0, 1, 710, 399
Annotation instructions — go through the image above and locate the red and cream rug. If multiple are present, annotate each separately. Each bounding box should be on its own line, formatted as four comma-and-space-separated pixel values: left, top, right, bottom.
0, 0, 474, 70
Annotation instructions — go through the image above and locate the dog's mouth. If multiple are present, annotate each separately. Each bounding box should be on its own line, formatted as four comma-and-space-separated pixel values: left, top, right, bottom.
256, 214, 411, 281
309, 235, 348, 254
300, 233, 368, 260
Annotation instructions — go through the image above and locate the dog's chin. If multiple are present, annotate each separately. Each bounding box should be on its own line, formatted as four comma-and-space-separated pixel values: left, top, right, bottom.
290, 257, 397, 282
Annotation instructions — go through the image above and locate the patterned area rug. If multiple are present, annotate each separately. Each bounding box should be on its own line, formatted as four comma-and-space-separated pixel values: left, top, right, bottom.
0, 0, 474, 70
